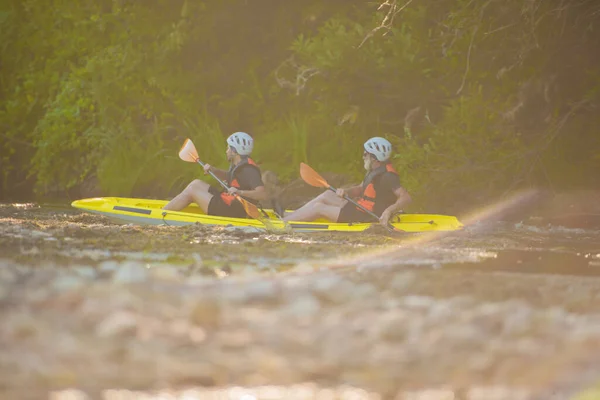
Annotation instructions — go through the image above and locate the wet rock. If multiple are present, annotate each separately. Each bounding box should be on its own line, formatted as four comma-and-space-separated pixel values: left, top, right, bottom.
284, 294, 321, 319
217, 329, 254, 349
243, 280, 280, 303
74, 266, 97, 280
292, 263, 317, 274
0, 264, 17, 283
48, 389, 91, 400
0, 285, 9, 300
378, 312, 410, 341
6, 313, 39, 340
468, 353, 495, 372
159, 359, 216, 387
184, 276, 214, 289
189, 299, 221, 328
426, 300, 456, 323
167, 318, 208, 343
51, 274, 86, 292
188, 325, 208, 343
313, 280, 356, 304
29, 230, 51, 238
402, 295, 435, 310
502, 308, 533, 336
50, 290, 86, 311
237, 306, 278, 329
219, 284, 252, 304
38, 368, 79, 388
0, 267, 16, 293
444, 325, 485, 349
253, 350, 298, 383
311, 272, 343, 293
352, 283, 379, 301
98, 260, 119, 274
389, 272, 416, 293
150, 266, 181, 282
112, 262, 148, 284
96, 311, 138, 337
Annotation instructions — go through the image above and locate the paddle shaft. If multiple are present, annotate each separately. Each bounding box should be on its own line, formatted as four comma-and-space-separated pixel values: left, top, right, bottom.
324, 184, 404, 232
195, 159, 232, 193
325, 185, 379, 220
194, 159, 277, 222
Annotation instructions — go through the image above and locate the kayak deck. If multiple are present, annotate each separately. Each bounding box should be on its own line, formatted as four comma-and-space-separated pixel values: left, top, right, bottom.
71, 197, 464, 233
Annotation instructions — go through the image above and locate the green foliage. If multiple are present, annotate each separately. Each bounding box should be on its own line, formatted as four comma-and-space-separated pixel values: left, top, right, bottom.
1, 0, 598, 211
391, 88, 525, 208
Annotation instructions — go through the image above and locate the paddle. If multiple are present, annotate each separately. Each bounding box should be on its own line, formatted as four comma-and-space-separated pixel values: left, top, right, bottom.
299, 162, 403, 233
178, 138, 262, 220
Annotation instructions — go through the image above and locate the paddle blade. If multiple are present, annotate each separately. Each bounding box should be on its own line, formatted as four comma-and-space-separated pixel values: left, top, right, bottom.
236, 196, 261, 220
178, 139, 199, 163
300, 163, 329, 188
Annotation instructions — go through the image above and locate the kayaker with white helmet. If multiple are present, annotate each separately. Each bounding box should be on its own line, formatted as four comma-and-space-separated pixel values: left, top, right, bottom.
283, 137, 411, 226
164, 132, 268, 217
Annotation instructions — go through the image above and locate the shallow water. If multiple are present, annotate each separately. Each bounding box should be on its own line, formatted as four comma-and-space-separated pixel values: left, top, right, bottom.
2, 202, 600, 399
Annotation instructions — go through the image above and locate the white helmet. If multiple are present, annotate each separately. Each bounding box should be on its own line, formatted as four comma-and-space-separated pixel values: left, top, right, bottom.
227, 131, 253, 156
364, 137, 392, 162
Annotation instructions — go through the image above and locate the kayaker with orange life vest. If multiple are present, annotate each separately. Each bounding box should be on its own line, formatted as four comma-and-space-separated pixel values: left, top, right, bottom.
163, 132, 268, 218
283, 137, 411, 226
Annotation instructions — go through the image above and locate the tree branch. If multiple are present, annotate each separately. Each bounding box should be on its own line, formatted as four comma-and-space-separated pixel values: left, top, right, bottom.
359, 0, 415, 48
456, 25, 477, 95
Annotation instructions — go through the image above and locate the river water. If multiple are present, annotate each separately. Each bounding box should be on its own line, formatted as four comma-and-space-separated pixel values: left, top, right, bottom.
1, 202, 600, 400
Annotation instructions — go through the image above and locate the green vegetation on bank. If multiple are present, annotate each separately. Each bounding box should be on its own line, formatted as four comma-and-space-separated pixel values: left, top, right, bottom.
1, 0, 599, 211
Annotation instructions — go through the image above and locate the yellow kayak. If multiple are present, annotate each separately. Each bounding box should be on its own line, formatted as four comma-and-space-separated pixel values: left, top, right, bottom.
71, 197, 464, 233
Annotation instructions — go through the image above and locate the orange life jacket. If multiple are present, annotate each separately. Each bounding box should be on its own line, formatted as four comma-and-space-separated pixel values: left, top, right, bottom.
356, 163, 399, 215
220, 157, 260, 206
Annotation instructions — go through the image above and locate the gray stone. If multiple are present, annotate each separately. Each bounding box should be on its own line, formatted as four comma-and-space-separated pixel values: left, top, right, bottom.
96, 311, 138, 337
311, 273, 343, 293
74, 266, 97, 280
52, 275, 85, 291
150, 266, 181, 282
353, 283, 379, 300
285, 294, 321, 319
190, 299, 221, 328
402, 295, 435, 309
313, 280, 356, 304
389, 272, 416, 293
98, 260, 119, 273
244, 280, 280, 303
378, 313, 410, 341
112, 261, 148, 284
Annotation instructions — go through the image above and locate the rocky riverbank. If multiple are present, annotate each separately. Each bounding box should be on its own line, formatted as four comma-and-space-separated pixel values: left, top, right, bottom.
2, 203, 600, 399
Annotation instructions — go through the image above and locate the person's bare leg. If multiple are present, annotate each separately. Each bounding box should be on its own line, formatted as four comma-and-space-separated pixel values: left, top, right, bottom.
284, 191, 344, 218
163, 179, 213, 212
305, 190, 345, 207
284, 199, 347, 222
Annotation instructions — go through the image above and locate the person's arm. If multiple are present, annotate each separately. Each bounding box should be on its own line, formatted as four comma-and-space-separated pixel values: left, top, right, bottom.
203, 164, 228, 181
236, 186, 269, 202
346, 184, 363, 198
337, 184, 363, 198
380, 186, 412, 225
227, 167, 269, 202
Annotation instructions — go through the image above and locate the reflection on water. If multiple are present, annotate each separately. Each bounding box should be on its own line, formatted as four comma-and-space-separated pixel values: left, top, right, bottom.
443, 249, 600, 276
